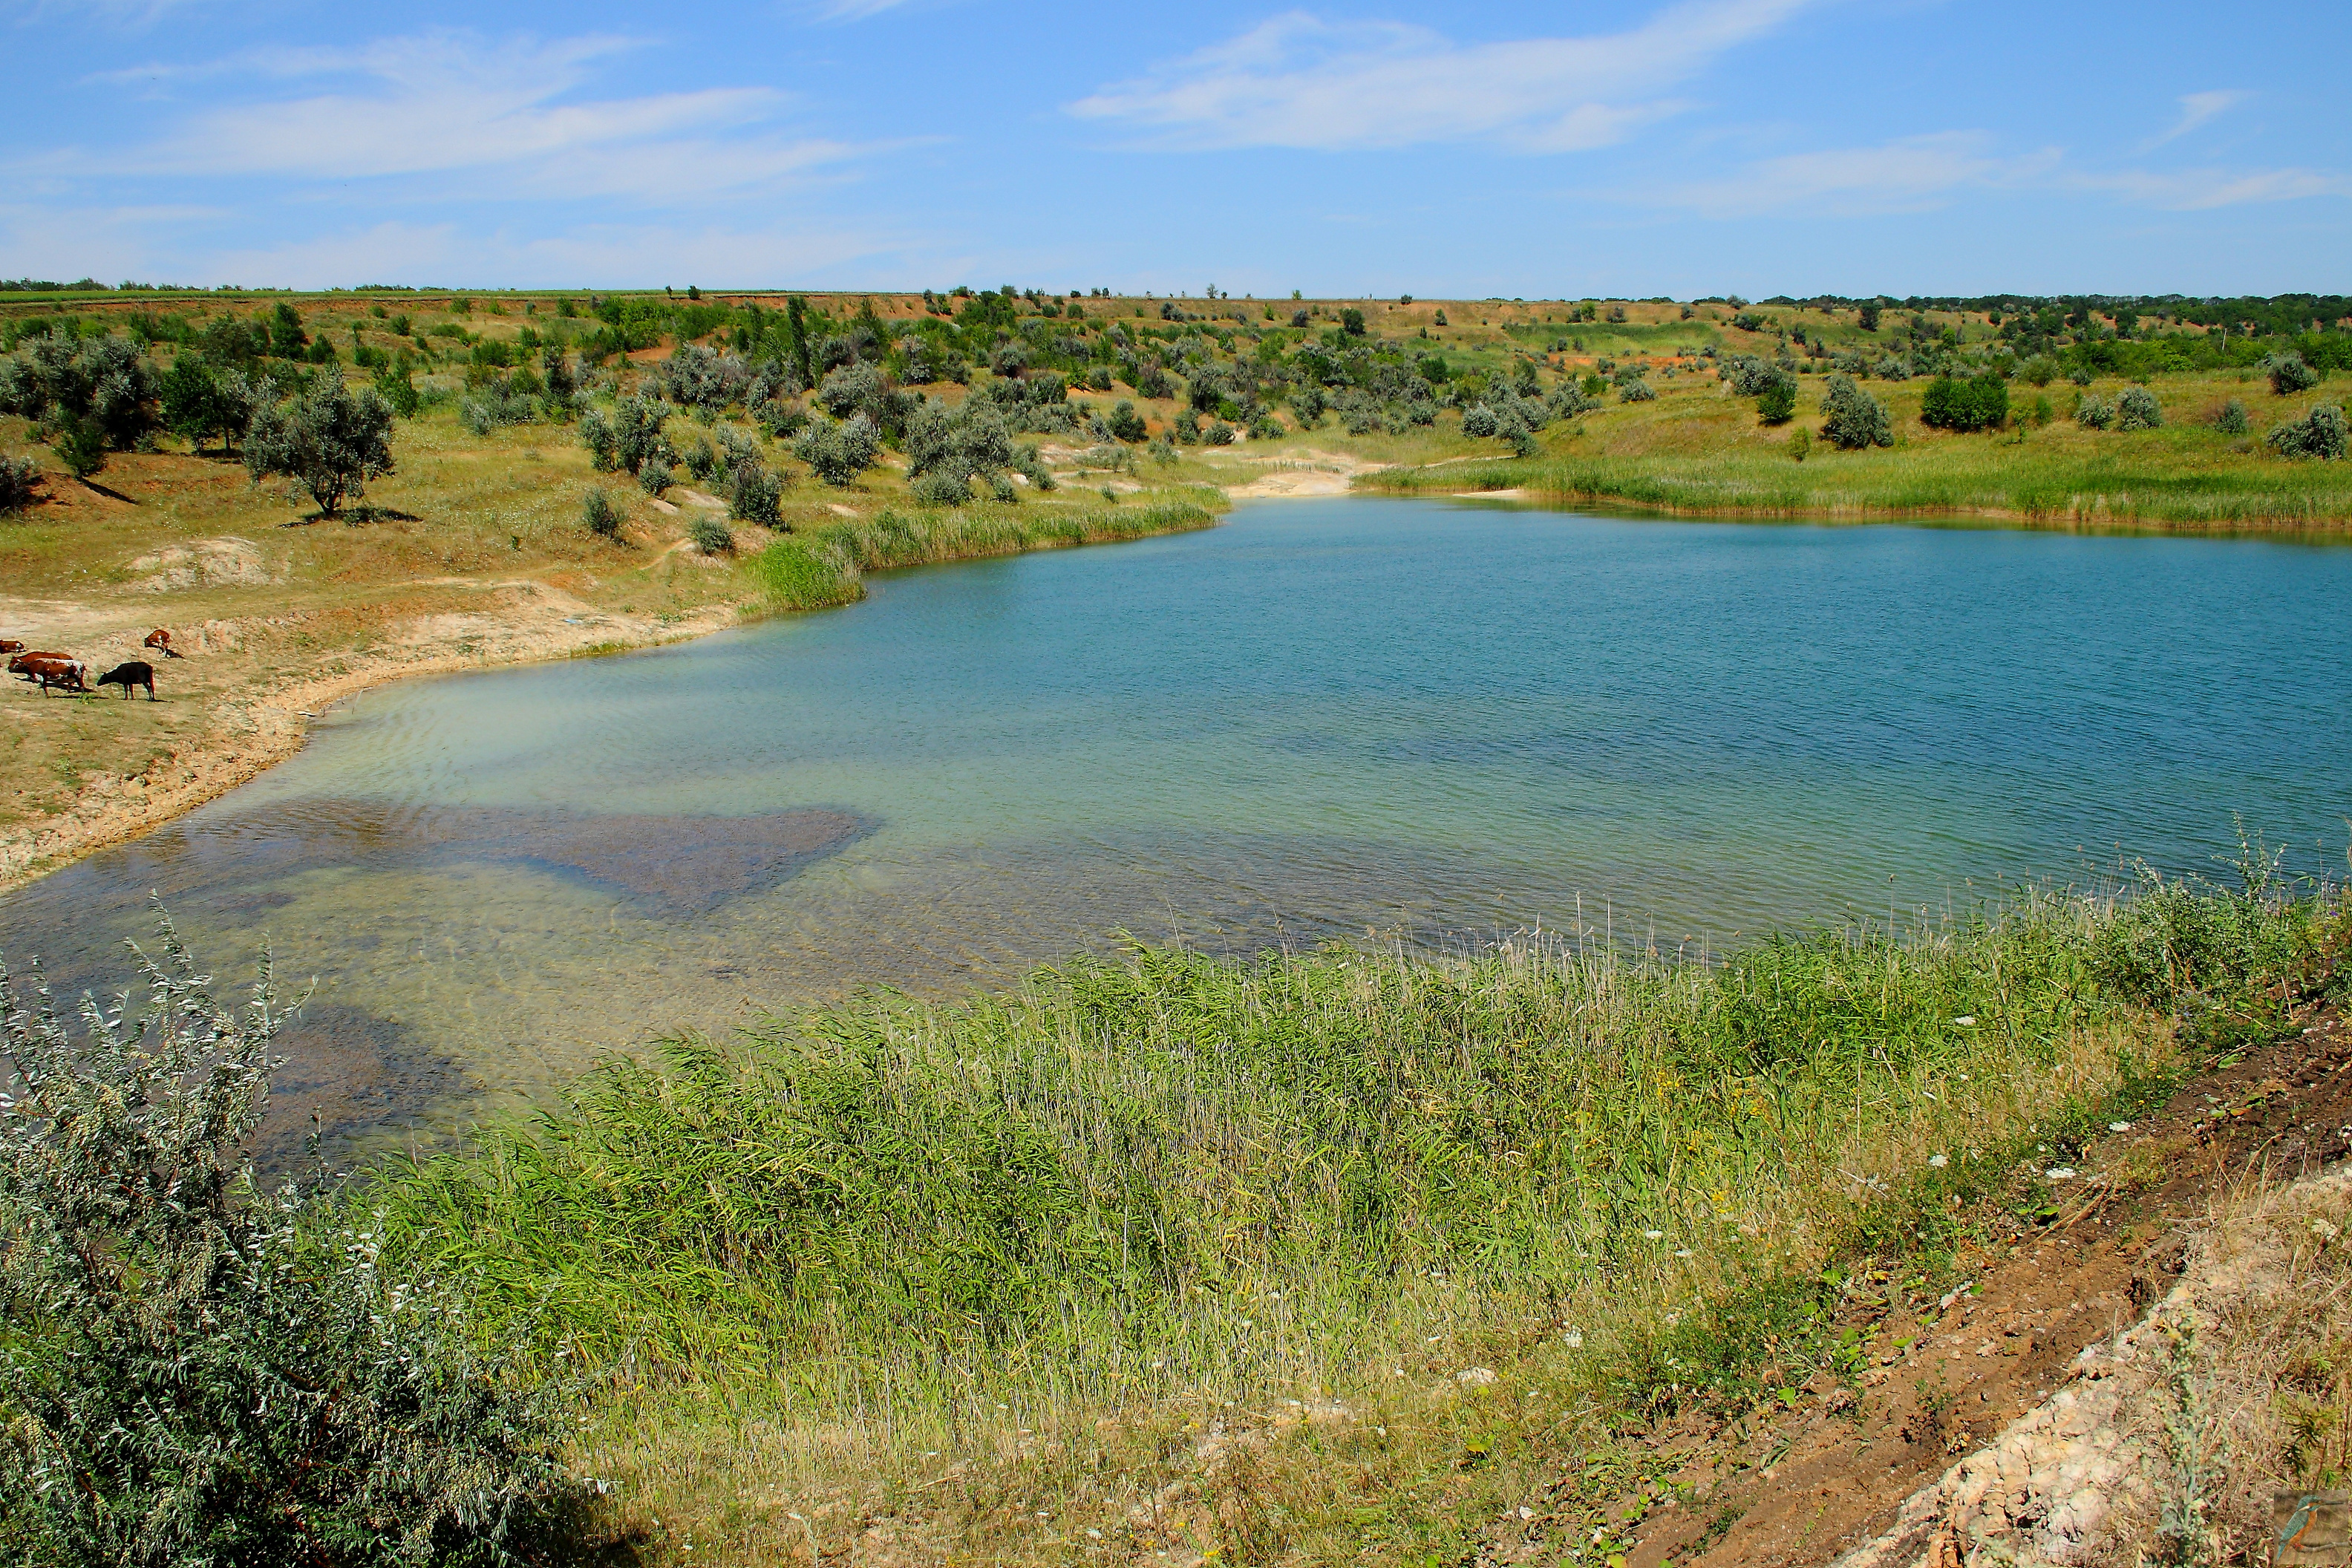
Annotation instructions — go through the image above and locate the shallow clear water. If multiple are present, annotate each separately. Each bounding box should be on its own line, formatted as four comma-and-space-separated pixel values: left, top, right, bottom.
9, 497, 2350, 1146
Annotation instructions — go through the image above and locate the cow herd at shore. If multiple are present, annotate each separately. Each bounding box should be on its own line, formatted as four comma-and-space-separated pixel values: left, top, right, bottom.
3, 627, 179, 699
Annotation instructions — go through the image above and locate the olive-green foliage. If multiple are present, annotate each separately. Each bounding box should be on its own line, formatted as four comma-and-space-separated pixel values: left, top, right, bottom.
2268, 404, 2347, 460
2077, 392, 2117, 430
791, 412, 880, 486
1820, 374, 1891, 449
2268, 352, 2321, 396
1757, 379, 1796, 425
581, 489, 621, 539
242, 366, 395, 517
727, 459, 780, 526
51, 416, 107, 480
2215, 398, 2249, 435
0, 915, 581, 1567
1919, 371, 2009, 433
0, 452, 37, 513
687, 514, 734, 554
2117, 386, 2163, 431
0, 330, 160, 450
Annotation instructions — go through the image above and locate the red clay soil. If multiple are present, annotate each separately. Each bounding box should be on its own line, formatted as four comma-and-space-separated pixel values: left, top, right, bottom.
1472, 1006, 2352, 1568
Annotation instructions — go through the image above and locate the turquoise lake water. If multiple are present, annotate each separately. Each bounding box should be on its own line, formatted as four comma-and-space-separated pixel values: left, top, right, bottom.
9, 497, 2350, 1145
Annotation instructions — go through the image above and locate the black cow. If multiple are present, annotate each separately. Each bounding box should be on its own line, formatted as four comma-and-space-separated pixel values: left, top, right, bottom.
96, 660, 155, 699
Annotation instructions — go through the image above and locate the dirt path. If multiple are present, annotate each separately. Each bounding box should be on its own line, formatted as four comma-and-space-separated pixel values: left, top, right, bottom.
0, 581, 736, 894
1468, 1009, 2352, 1568
1208, 447, 1392, 499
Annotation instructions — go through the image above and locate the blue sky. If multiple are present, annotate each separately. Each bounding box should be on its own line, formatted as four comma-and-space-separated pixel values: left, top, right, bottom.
4, 0, 2345, 298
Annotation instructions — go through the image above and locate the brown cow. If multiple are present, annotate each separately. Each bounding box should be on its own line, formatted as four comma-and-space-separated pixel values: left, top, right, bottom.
9, 650, 71, 679
14, 655, 88, 695
0, 638, 23, 656
97, 660, 156, 699
143, 628, 185, 658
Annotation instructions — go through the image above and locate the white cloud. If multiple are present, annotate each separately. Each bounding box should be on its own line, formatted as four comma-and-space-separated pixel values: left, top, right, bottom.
1649, 132, 2059, 217
2146, 89, 2247, 149
1067, 0, 1812, 153
32, 30, 876, 208
2083, 166, 2352, 210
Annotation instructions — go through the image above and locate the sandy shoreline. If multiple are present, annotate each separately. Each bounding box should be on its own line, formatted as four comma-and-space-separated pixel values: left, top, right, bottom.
0, 583, 739, 896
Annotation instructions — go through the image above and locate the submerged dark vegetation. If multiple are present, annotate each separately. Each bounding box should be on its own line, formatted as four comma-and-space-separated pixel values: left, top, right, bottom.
1, 843, 2343, 1565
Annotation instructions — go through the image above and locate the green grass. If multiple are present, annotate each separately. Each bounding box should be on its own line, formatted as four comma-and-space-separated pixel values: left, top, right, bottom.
1365, 370, 2352, 528
751, 495, 1221, 610
358, 866, 2345, 1564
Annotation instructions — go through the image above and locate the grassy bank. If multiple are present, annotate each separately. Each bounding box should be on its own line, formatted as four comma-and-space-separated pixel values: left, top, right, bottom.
354, 857, 2343, 1564
754, 495, 1222, 609
1362, 370, 2352, 529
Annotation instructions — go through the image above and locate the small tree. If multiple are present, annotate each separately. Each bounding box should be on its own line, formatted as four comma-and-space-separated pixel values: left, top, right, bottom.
52, 415, 108, 481
583, 488, 622, 539
792, 413, 878, 486
160, 356, 223, 451
687, 514, 734, 553
2117, 386, 2162, 431
242, 368, 395, 517
0, 452, 39, 514
1757, 378, 1797, 425
1857, 304, 1881, 332
0, 913, 582, 1564
1105, 400, 1148, 442
1339, 308, 1366, 337
2267, 352, 2320, 396
1920, 371, 2008, 432
2268, 405, 2347, 460
728, 459, 781, 526
1820, 374, 1891, 449
2215, 398, 2248, 435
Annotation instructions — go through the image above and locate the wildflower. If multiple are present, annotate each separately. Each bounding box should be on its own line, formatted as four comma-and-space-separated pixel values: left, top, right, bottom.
2046, 1167, 2076, 1180
1927, 1154, 1949, 1168
1675, 1249, 1694, 1258
1643, 1229, 1665, 1240
1953, 1016, 1976, 1026
2108, 1121, 2131, 1132
1561, 1331, 1584, 1348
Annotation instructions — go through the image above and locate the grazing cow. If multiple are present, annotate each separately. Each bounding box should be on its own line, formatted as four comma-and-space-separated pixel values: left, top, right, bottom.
0, 638, 23, 656
143, 628, 185, 658
97, 659, 156, 699
8, 650, 71, 680
15, 655, 88, 695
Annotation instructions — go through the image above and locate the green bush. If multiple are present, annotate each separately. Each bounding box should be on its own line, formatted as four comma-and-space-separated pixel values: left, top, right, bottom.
51, 415, 107, 480
638, 458, 673, 496
2215, 398, 2248, 435
728, 460, 780, 526
1339, 308, 1365, 336
2267, 352, 2321, 395
687, 513, 734, 554
582, 488, 621, 539
1919, 371, 2008, 432
1104, 399, 1148, 442
2268, 404, 2347, 460
792, 412, 880, 486
1757, 379, 1796, 425
2117, 386, 2163, 431
0, 915, 582, 1565
911, 469, 970, 506
1820, 374, 1891, 449
2076, 392, 2116, 430
0, 452, 38, 513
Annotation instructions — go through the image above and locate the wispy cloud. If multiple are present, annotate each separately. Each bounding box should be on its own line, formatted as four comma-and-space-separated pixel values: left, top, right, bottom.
2082, 165, 2352, 210
1647, 132, 2059, 217
1067, 0, 1812, 153
2145, 89, 2247, 150
32, 30, 877, 207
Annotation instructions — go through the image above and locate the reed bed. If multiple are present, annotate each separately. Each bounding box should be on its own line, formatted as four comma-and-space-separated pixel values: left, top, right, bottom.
753, 497, 1221, 610
1372, 451, 2352, 528
353, 874, 2345, 1561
